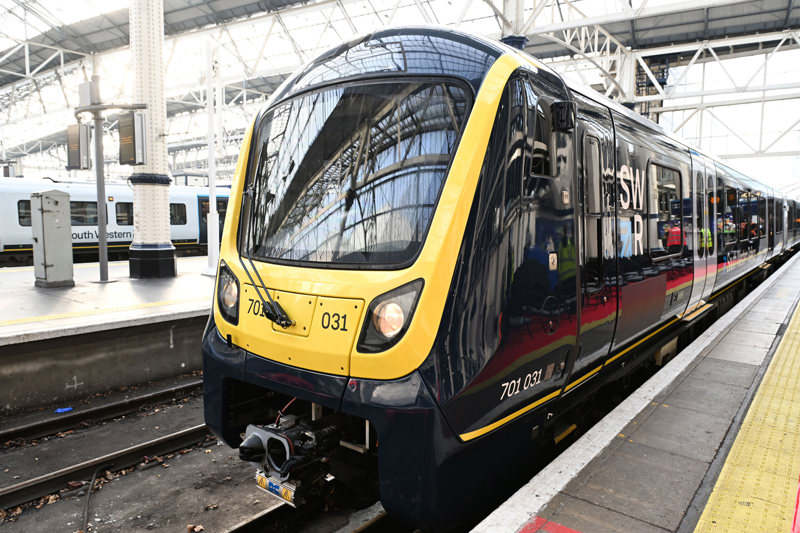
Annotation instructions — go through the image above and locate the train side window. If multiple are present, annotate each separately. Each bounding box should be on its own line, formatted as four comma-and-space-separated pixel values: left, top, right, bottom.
758, 196, 767, 238
774, 198, 782, 236
647, 162, 682, 259
116, 202, 133, 225
707, 180, 718, 256
722, 187, 738, 245
70, 201, 98, 226
17, 200, 32, 227
170, 203, 187, 225
117, 202, 187, 226
737, 191, 753, 242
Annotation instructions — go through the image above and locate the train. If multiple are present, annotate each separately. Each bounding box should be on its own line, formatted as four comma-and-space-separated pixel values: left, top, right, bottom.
201, 27, 800, 531
0, 177, 229, 264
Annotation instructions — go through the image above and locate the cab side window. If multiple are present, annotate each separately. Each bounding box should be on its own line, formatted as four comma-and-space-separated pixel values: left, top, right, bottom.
522, 80, 553, 199
530, 99, 551, 177
504, 79, 525, 218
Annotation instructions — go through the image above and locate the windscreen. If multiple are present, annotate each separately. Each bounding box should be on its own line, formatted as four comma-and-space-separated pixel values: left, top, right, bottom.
244, 80, 470, 267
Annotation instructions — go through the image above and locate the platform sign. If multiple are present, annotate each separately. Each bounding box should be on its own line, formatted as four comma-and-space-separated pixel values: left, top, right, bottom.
119, 111, 146, 166
66, 123, 91, 170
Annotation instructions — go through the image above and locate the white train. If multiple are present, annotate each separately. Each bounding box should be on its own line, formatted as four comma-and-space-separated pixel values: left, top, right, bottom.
0, 177, 229, 265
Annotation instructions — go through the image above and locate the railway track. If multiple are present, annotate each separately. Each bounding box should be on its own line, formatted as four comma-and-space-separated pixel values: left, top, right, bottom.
0, 379, 209, 511
1, 380, 408, 531
0, 424, 212, 510
0, 378, 202, 444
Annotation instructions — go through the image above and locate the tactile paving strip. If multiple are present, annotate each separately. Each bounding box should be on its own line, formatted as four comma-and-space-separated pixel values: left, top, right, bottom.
695, 305, 800, 532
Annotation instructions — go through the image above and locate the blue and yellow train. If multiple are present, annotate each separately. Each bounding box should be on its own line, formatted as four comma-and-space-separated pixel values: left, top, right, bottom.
202, 27, 799, 531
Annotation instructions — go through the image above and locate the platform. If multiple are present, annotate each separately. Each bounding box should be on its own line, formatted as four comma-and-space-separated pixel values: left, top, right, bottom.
0, 256, 214, 345
476, 252, 800, 533
0, 257, 215, 413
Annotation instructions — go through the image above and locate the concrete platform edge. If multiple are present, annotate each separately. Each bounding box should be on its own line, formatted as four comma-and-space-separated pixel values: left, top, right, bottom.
0, 305, 210, 347
473, 253, 800, 533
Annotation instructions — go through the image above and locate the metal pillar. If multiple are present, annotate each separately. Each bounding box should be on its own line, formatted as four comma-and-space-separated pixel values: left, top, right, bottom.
93, 111, 109, 281
502, 0, 524, 36
204, 40, 220, 276
500, 0, 527, 48
128, 0, 175, 278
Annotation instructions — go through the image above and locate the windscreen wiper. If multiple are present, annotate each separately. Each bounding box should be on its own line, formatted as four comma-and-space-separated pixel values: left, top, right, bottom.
238, 186, 294, 329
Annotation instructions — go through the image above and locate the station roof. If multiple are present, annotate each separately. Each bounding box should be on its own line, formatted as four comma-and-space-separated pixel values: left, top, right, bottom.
1, 0, 798, 161
0, 0, 308, 91
2, 0, 798, 93
525, 0, 800, 60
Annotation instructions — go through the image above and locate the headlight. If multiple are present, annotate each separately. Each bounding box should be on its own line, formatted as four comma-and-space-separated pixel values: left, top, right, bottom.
357, 279, 423, 353
217, 261, 240, 325
373, 302, 405, 338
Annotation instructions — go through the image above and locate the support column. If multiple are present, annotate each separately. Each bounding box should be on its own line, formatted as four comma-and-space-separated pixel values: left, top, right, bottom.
618, 52, 637, 105
501, 0, 527, 49
128, 0, 175, 278
503, 0, 524, 36
204, 40, 220, 276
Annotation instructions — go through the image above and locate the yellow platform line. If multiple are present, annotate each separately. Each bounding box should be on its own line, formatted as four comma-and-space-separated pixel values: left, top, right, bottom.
695, 304, 800, 532
0, 297, 209, 328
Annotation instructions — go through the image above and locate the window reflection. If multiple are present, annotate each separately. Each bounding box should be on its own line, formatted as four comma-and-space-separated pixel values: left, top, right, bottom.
17, 200, 32, 227
648, 163, 682, 258
70, 201, 98, 226
247, 80, 469, 267
279, 31, 499, 101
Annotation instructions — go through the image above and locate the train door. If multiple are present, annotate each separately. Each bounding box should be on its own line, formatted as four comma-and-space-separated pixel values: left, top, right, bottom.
568, 91, 619, 388
701, 169, 718, 302
686, 152, 715, 309
198, 196, 228, 244
774, 197, 785, 255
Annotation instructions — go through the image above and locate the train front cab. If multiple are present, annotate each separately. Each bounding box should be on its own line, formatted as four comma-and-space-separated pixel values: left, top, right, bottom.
201, 28, 644, 529
201, 29, 541, 530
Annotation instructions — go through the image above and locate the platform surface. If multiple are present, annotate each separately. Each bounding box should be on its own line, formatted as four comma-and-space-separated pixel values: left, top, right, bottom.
0, 256, 215, 346
476, 253, 800, 533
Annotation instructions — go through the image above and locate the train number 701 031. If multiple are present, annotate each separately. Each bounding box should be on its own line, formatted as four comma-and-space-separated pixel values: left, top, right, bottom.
500, 369, 543, 400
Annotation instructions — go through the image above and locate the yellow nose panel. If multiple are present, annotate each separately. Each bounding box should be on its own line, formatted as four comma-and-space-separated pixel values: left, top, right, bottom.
270, 290, 317, 337
239, 284, 364, 376
309, 297, 365, 352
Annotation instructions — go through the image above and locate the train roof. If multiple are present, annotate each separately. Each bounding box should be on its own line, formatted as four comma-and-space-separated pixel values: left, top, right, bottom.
244, 26, 792, 202
267, 26, 505, 106
0, 177, 230, 196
